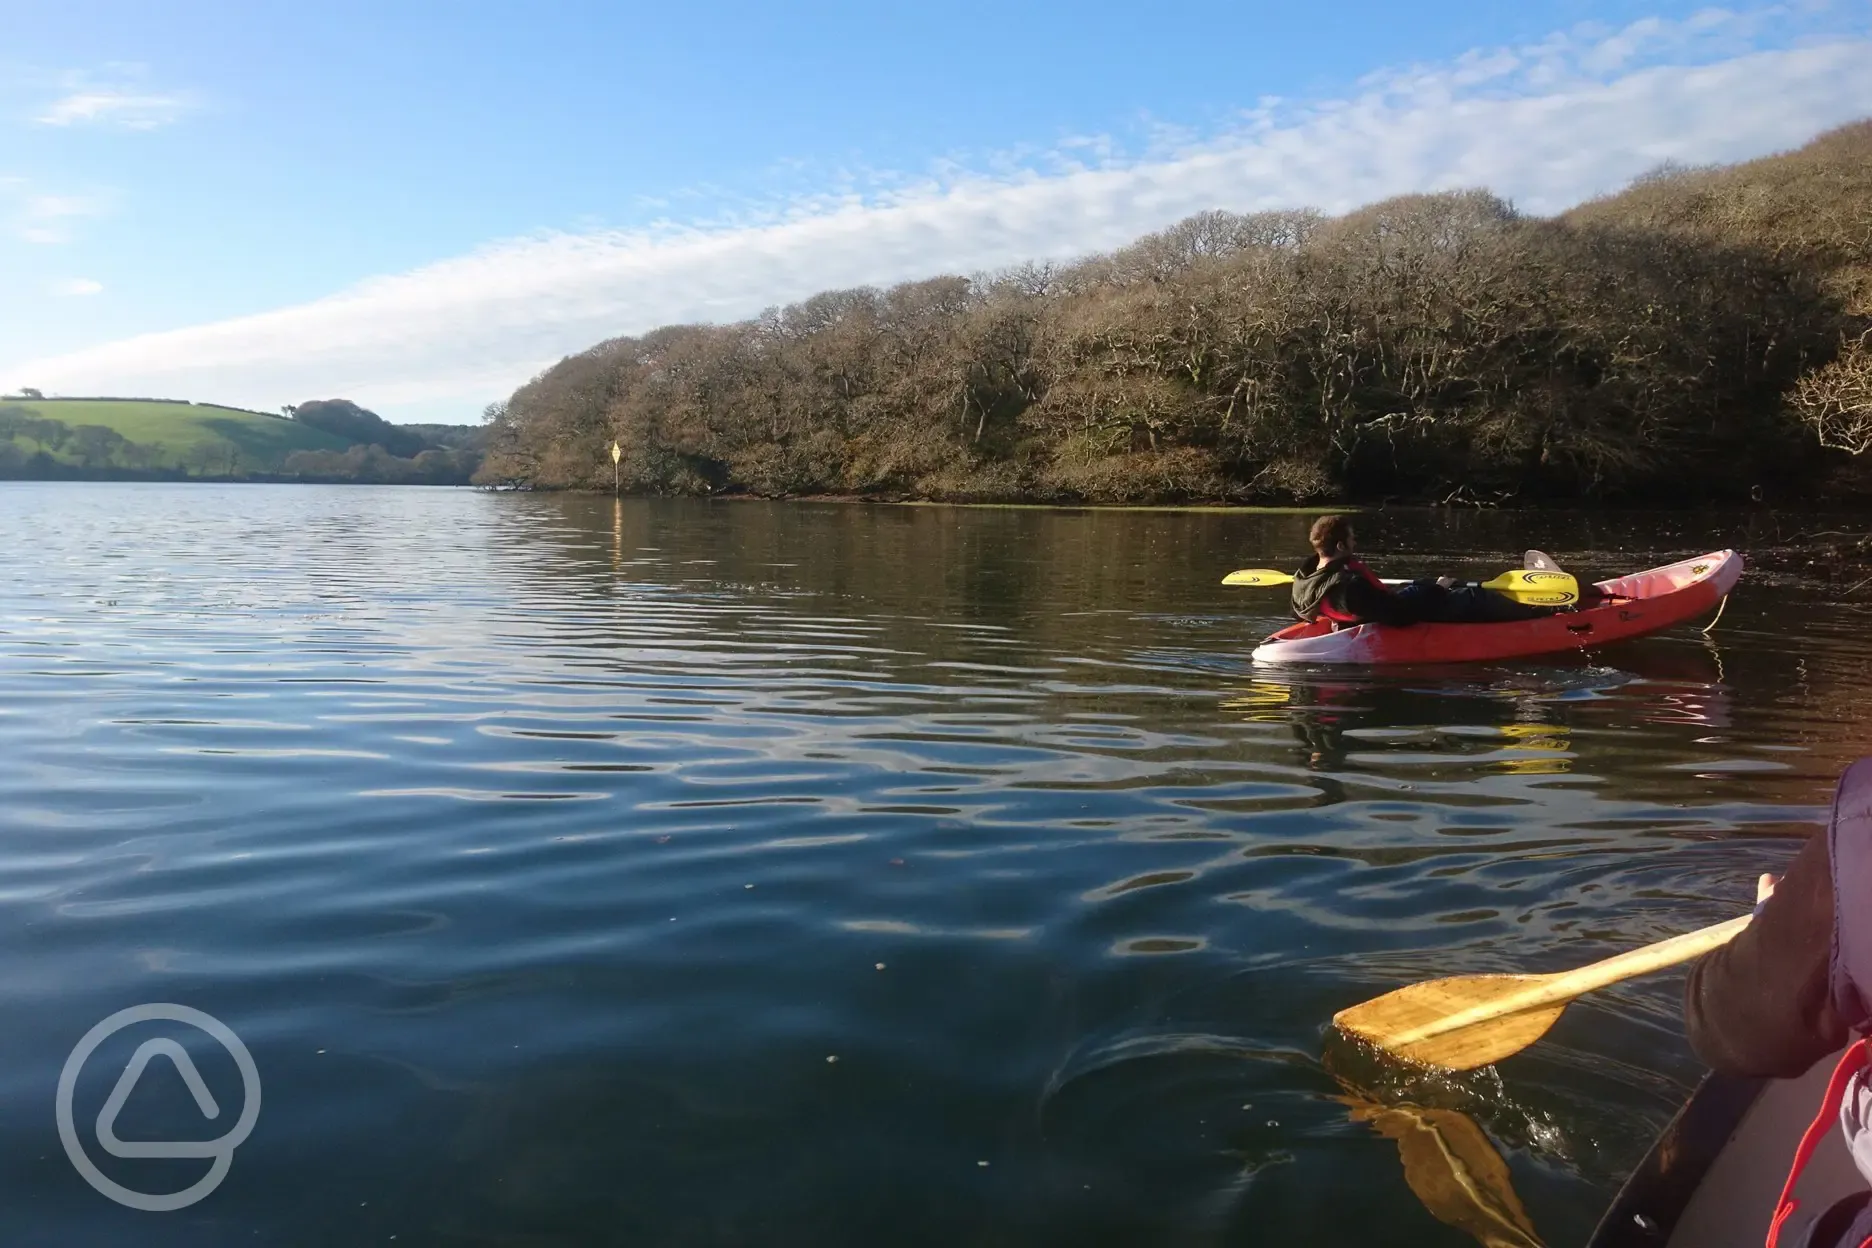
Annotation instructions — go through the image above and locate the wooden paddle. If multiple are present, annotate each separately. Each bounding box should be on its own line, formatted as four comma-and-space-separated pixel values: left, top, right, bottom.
1332, 913, 1751, 1070
1221, 567, 1580, 607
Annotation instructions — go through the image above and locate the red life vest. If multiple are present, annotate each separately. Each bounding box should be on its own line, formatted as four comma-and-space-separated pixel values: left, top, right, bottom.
1767, 1040, 1871, 1248
1767, 758, 1872, 1248
1316, 558, 1393, 624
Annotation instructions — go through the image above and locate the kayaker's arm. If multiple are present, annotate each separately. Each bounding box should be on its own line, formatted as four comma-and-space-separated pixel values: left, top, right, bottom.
1683, 831, 1849, 1078
1341, 575, 1427, 627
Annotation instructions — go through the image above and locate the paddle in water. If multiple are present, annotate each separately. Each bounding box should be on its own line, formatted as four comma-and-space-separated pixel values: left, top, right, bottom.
1332, 914, 1751, 1070
1221, 566, 1579, 607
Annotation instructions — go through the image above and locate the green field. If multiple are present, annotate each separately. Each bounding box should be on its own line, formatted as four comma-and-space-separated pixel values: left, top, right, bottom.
0, 398, 351, 472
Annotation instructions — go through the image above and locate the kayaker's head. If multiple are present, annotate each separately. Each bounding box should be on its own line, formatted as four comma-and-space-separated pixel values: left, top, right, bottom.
1309, 514, 1355, 560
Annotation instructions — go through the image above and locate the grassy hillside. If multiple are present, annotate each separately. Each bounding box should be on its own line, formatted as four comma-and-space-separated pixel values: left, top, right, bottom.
0, 395, 486, 484
0, 398, 349, 471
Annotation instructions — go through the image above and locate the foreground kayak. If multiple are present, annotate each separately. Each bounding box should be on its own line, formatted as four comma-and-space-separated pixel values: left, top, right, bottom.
1588, 1048, 1861, 1247
1252, 550, 1744, 666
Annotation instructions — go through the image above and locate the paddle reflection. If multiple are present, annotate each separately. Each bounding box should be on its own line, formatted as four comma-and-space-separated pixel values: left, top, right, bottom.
1217, 680, 1295, 721
1334, 1092, 1546, 1248
1496, 723, 1572, 776
1323, 1035, 1548, 1248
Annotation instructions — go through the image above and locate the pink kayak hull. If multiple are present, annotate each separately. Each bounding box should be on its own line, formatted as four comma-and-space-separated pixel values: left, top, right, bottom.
1251, 550, 1744, 666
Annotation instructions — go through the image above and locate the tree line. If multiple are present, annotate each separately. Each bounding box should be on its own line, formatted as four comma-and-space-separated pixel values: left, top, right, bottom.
479, 121, 1872, 506
279, 400, 485, 482
279, 442, 481, 484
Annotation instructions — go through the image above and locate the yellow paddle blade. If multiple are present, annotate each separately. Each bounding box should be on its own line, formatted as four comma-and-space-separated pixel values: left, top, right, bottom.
1478, 569, 1578, 606
1220, 568, 1295, 587
1469, 588, 1576, 607
1333, 974, 1569, 1071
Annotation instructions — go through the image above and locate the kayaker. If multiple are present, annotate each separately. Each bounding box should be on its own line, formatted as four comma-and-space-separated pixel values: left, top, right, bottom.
1683, 756, 1872, 1247
1290, 515, 1560, 627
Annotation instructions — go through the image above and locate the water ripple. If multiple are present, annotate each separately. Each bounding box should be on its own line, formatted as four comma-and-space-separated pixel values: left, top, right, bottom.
0, 485, 1863, 1247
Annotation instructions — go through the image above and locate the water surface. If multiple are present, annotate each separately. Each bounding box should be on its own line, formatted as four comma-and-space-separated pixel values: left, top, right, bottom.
2, 484, 1866, 1246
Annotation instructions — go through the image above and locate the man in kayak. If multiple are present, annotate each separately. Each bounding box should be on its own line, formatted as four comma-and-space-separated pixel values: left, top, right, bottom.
1684, 756, 1871, 1247
1290, 515, 1560, 627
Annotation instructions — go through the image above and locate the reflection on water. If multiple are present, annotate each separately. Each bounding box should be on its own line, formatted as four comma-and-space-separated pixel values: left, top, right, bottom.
1, 484, 1869, 1246
1496, 724, 1572, 777
1324, 1034, 1563, 1247
1339, 1096, 1545, 1248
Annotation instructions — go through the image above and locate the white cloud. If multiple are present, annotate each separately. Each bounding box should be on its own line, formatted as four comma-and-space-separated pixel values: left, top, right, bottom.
1, 185, 109, 244
31, 67, 197, 129
49, 278, 104, 297
5, 9, 1872, 420
37, 89, 194, 130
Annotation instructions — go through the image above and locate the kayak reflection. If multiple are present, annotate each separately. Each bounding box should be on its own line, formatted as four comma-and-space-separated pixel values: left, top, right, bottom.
1221, 642, 1734, 775
1220, 668, 1614, 774
1617, 639, 1733, 730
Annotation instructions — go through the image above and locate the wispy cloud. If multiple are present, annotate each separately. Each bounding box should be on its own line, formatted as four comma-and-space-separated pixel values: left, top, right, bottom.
49, 278, 104, 297
4, 8, 1871, 419
37, 89, 194, 129
0, 183, 110, 244
31, 67, 197, 130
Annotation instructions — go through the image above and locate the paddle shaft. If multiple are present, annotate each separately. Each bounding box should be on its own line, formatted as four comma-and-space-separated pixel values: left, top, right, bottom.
1221, 567, 1579, 599
1380, 579, 1512, 590
1228, 572, 1510, 588
1381, 914, 1752, 1049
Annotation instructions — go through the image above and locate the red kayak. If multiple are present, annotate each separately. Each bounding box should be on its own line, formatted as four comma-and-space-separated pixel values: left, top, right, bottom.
1251, 550, 1744, 666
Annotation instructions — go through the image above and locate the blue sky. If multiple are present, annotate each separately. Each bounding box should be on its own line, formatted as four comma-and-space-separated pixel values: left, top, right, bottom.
3, 0, 1871, 422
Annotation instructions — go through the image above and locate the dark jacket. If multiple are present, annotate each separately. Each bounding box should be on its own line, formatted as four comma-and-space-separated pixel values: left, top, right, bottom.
1684, 827, 1848, 1077
1686, 759, 1872, 1248
1290, 555, 1426, 627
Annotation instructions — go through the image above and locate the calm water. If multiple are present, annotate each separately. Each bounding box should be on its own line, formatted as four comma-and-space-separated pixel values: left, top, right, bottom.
2, 484, 1868, 1247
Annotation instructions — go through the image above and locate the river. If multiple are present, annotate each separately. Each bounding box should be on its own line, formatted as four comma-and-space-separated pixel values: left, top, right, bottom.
2, 483, 1866, 1246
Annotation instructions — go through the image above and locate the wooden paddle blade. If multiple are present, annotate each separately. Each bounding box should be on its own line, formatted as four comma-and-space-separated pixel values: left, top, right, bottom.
1334, 915, 1750, 1070
1221, 569, 1294, 587
1332, 973, 1568, 1071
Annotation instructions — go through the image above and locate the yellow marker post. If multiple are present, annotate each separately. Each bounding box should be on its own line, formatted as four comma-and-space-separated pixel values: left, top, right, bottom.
610, 440, 621, 495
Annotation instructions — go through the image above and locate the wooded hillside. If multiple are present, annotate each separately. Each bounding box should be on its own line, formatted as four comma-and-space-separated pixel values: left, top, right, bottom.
479, 121, 1872, 506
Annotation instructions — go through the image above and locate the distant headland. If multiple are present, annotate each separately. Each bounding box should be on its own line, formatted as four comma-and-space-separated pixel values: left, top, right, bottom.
0, 395, 484, 485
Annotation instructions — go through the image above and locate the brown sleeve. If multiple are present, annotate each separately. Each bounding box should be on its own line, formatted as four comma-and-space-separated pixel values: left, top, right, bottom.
1683, 831, 1849, 1078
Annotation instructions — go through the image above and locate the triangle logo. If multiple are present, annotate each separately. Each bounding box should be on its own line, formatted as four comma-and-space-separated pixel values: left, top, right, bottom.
95, 1038, 225, 1160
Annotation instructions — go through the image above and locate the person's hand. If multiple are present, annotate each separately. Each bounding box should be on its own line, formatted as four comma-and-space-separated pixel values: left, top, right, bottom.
1436, 576, 1458, 589
1756, 873, 1779, 905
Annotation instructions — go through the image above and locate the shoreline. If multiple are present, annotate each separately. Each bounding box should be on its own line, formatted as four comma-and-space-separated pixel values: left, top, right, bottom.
524, 486, 1870, 517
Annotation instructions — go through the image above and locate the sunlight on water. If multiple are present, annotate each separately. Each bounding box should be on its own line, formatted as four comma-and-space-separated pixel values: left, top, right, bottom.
1, 483, 1866, 1246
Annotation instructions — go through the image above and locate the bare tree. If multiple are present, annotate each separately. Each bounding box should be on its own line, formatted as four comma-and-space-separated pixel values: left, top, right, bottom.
1794, 332, 1872, 455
